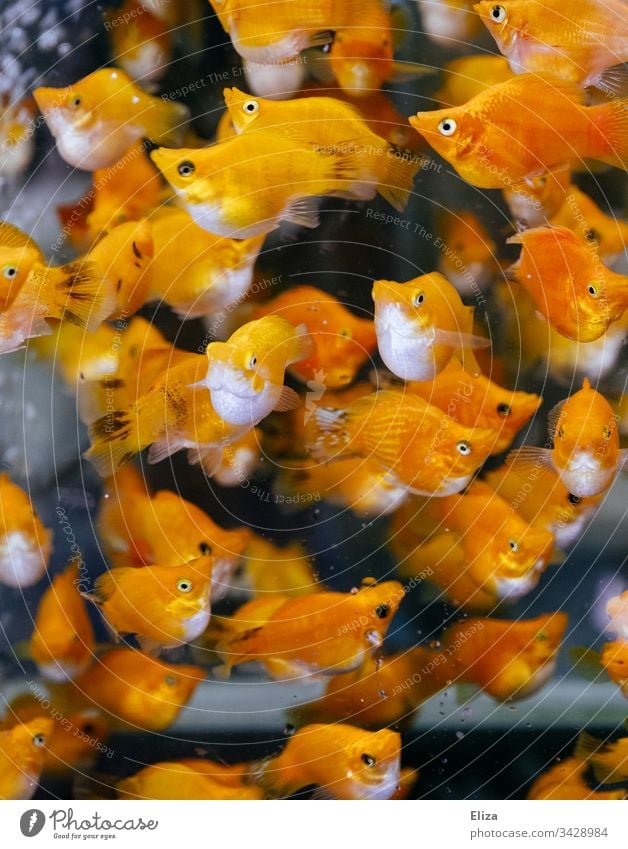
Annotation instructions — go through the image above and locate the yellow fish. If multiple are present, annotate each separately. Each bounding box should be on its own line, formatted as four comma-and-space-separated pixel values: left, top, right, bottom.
236, 535, 318, 598
550, 186, 628, 265
435, 55, 514, 107
0, 473, 52, 588
0, 221, 44, 312
106, 0, 171, 85
34, 68, 189, 170
0, 718, 54, 799
0, 95, 35, 180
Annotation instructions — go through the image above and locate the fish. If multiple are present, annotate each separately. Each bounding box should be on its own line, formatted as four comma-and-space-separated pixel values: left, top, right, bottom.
372, 274, 490, 382
416, 0, 481, 49
2, 695, 109, 776
474, 0, 628, 88
503, 167, 572, 229
507, 225, 628, 342
97, 464, 251, 596
236, 535, 318, 598
441, 613, 568, 700
393, 482, 556, 610
484, 463, 600, 549
507, 378, 628, 497
204, 315, 313, 426
87, 554, 215, 651
0, 718, 55, 799
434, 209, 498, 295
253, 723, 401, 800
106, 760, 264, 800
0, 95, 35, 180
150, 130, 415, 238
0, 474, 52, 588
33, 68, 189, 170
253, 285, 377, 389
275, 457, 411, 518
527, 756, 627, 800
29, 563, 96, 682
106, 0, 171, 85
0, 227, 114, 355
0, 220, 45, 311
85, 219, 153, 319
193, 428, 262, 486
409, 75, 628, 189
607, 591, 628, 640
148, 209, 264, 319
68, 648, 203, 731
435, 55, 514, 107
223, 86, 420, 213
600, 641, 628, 698
575, 732, 628, 784
207, 0, 374, 64
405, 357, 542, 455
306, 388, 498, 495
212, 581, 404, 680
550, 186, 628, 265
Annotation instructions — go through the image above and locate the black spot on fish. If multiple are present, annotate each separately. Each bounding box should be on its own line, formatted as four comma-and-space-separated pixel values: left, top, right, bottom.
132, 241, 142, 259
91, 411, 130, 440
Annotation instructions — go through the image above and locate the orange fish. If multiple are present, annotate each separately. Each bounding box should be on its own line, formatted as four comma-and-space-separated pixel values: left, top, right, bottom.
0, 473, 52, 588
372, 274, 489, 381
150, 129, 416, 238
205, 316, 312, 426
307, 388, 497, 495
550, 186, 628, 265
253, 723, 401, 799
441, 613, 568, 700
85, 219, 153, 319
276, 457, 411, 518
507, 225, 628, 342
485, 463, 601, 549
69, 648, 203, 731
575, 731, 628, 784
503, 167, 571, 229
435, 55, 514, 107
89, 555, 215, 651
108, 760, 264, 800
3, 695, 109, 776
600, 641, 628, 698
507, 378, 627, 498
409, 75, 627, 189
253, 286, 377, 389
106, 0, 171, 85
213, 581, 403, 680
148, 209, 264, 319
393, 483, 555, 610
223, 87, 421, 209
0, 221, 44, 312
0, 718, 54, 799
236, 535, 318, 598
528, 756, 627, 800
405, 357, 541, 455
475, 0, 628, 88
435, 209, 498, 295
30, 563, 96, 682
0, 95, 35, 179
34, 68, 189, 170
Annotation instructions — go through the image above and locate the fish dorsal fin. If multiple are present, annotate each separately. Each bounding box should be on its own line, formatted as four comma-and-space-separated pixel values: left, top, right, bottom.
547, 397, 567, 440
0, 221, 43, 258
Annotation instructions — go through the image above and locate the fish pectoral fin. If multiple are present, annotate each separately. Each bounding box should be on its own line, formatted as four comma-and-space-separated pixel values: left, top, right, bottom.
546, 398, 566, 440
187, 445, 223, 474
590, 64, 628, 99
505, 446, 553, 475
274, 385, 302, 413
433, 328, 491, 350
282, 198, 320, 230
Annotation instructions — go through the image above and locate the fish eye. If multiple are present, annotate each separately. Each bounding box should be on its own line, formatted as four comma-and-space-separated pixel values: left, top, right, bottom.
456, 440, 472, 455
603, 425, 612, 439
339, 328, 351, 339
568, 493, 581, 505
32, 734, 46, 748
508, 539, 519, 552
2, 265, 17, 280
585, 229, 600, 243
243, 100, 259, 115
536, 629, 550, 641
587, 283, 599, 298
438, 118, 457, 137
490, 4, 507, 23
557, 426, 564, 439
165, 674, 178, 687
375, 603, 390, 619
361, 753, 377, 767
248, 355, 257, 369
412, 291, 425, 307
83, 723, 95, 735
177, 160, 196, 177
70, 95, 82, 108
199, 542, 212, 555
176, 579, 193, 593
497, 402, 511, 417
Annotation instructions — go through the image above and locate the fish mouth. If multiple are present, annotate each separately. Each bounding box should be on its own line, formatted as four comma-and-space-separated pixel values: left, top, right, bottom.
206, 362, 261, 401
354, 763, 401, 800
375, 301, 430, 340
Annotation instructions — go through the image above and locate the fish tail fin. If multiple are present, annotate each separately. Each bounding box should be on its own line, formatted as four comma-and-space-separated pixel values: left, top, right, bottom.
574, 730, 602, 762
151, 100, 190, 146
304, 406, 352, 461
49, 261, 113, 330
379, 146, 420, 212
592, 97, 628, 170
574, 732, 615, 783
85, 407, 143, 477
